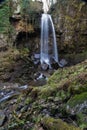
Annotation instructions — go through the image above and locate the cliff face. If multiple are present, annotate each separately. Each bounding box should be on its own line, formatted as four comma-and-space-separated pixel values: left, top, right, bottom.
0, 0, 43, 49
0, 0, 87, 55
51, 0, 87, 53
10, 0, 43, 31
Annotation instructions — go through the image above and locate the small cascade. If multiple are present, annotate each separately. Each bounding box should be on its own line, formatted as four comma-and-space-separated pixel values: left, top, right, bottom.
40, 13, 62, 69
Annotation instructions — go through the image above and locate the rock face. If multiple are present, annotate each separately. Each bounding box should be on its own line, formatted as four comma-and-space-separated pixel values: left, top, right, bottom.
0, 0, 43, 50
51, 0, 87, 53
10, 1, 43, 32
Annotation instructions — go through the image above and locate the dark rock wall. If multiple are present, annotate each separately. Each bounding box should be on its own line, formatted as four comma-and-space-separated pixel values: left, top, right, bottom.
0, 0, 42, 50
51, 0, 87, 53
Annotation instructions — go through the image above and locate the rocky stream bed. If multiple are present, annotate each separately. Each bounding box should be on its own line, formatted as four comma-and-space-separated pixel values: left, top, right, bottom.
0, 47, 87, 130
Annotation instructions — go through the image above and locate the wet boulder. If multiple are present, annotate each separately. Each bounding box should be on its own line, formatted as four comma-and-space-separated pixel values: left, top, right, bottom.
41, 63, 49, 70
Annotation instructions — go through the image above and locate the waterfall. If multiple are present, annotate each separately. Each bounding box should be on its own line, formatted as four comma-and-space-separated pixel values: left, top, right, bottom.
40, 14, 50, 66
40, 13, 61, 68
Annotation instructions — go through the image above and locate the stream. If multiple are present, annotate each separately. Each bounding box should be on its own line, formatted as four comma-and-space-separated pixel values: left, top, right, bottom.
0, 83, 28, 104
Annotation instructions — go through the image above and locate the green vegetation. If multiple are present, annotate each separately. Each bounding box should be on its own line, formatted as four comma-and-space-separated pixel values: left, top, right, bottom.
37, 117, 81, 130
2, 59, 86, 129
0, 0, 10, 33
67, 92, 87, 107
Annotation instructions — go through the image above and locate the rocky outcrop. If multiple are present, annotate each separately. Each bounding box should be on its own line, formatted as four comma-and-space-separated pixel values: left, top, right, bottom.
10, 0, 43, 32
51, 0, 87, 53
9, 0, 43, 49
0, 0, 43, 49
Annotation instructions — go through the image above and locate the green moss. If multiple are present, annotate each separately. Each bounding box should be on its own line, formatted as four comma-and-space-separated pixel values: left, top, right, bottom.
64, 51, 87, 61
39, 85, 57, 99
39, 117, 81, 130
39, 60, 87, 100
30, 87, 41, 99
67, 92, 87, 107
25, 97, 33, 105
0, 0, 13, 34
77, 113, 87, 129
48, 61, 87, 87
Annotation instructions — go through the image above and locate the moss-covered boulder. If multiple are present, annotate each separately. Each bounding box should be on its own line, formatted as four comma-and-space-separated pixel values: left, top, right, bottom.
39, 60, 87, 99
66, 92, 87, 128
34, 117, 81, 130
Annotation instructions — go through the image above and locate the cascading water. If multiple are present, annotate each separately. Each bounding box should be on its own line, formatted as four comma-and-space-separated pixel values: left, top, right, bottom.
40, 13, 62, 68
40, 14, 50, 66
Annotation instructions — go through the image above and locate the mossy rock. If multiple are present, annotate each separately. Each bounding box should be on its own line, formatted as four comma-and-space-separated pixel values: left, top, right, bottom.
51, 0, 87, 53
39, 60, 87, 99
36, 117, 81, 130
77, 112, 87, 129
67, 92, 87, 108
68, 72, 87, 94
65, 92, 87, 129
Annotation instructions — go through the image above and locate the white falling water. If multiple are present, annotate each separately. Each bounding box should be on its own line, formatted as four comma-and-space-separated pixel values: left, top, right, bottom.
49, 15, 58, 63
40, 13, 61, 68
